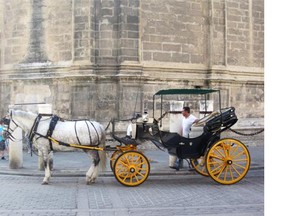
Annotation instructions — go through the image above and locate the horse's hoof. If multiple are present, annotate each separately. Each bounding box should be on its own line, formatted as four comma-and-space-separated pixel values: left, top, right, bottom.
42, 181, 49, 185
86, 180, 95, 185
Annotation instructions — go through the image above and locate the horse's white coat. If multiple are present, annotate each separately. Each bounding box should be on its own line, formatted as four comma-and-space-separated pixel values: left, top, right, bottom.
9, 110, 106, 185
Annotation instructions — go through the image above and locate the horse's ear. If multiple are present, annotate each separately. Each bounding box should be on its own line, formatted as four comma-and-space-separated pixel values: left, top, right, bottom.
9, 109, 14, 117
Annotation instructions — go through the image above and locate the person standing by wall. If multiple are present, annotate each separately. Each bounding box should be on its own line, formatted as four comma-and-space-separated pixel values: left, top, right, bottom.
0, 119, 7, 160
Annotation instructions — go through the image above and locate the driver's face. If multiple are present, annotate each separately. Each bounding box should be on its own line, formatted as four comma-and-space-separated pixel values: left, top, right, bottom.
182, 109, 188, 117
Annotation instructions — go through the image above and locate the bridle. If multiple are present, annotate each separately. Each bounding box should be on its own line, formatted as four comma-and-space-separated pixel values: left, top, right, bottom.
4, 112, 21, 141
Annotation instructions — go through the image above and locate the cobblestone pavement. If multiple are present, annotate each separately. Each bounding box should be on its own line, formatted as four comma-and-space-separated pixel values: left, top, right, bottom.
0, 169, 264, 216
0, 146, 264, 216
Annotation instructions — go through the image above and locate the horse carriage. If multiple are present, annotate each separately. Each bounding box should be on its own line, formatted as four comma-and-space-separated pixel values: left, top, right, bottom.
4, 88, 251, 187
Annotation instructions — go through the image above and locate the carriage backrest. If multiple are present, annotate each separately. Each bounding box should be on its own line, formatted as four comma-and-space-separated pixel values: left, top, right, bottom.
205, 107, 238, 132
134, 118, 159, 141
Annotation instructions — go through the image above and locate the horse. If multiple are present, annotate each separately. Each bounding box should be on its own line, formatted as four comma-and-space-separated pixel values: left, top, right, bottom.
5, 109, 106, 185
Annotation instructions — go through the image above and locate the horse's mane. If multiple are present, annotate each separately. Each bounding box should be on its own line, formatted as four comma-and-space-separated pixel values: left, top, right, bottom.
13, 110, 37, 120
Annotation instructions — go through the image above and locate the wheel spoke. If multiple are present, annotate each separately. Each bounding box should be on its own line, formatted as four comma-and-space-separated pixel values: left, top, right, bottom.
232, 162, 247, 170
210, 162, 224, 175
229, 165, 234, 181
231, 150, 246, 160
134, 174, 140, 182
118, 160, 129, 167
200, 165, 206, 173
209, 154, 224, 161
209, 160, 223, 166
230, 145, 240, 157
224, 165, 228, 181
231, 164, 241, 177
216, 164, 226, 178
124, 155, 131, 165
233, 158, 249, 162
134, 155, 141, 163
135, 170, 145, 177
117, 169, 129, 179
214, 146, 226, 158
221, 142, 230, 158
135, 161, 146, 167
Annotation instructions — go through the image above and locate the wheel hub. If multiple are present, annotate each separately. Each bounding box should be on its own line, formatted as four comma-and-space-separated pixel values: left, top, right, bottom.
227, 160, 233, 165
129, 166, 136, 173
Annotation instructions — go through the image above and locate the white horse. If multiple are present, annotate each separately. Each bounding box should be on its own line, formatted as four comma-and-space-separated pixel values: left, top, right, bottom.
6, 109, 106, 185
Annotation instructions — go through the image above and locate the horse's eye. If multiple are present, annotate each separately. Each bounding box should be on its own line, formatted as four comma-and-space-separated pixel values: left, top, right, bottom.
3, 118, 10, 125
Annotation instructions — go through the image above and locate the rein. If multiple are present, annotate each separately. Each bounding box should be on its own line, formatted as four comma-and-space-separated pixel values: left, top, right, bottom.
5, 113, 23, 142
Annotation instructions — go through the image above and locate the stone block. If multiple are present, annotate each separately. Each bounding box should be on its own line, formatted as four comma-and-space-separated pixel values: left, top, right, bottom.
143, 42, 162, 51
153, 52, 171, 62
127, 15, 139, 23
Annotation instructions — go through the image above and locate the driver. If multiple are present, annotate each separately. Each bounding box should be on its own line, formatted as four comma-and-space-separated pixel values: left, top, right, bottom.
181, 106, 199, 138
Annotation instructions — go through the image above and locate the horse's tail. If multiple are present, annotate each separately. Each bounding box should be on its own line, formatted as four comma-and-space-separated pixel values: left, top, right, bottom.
98, 125, 106, 171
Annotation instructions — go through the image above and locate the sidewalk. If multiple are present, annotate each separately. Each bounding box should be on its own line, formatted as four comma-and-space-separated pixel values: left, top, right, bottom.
0, 146, 264, 177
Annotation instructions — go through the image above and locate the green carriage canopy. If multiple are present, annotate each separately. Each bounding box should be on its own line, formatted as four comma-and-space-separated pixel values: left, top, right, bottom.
154, 88, 219, 96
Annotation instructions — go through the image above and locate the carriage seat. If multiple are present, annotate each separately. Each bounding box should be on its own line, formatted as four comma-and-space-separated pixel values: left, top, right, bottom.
112, 134, 140, 146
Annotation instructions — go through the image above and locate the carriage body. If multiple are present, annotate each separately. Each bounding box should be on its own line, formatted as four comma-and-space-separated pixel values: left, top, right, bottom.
111, 89, 251, 186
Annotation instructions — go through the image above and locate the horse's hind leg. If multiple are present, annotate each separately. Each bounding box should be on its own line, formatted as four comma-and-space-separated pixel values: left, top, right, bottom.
86, 151, 100, 184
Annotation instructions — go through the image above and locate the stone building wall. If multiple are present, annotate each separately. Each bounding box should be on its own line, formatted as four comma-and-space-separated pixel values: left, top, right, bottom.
0, 0, 264, 130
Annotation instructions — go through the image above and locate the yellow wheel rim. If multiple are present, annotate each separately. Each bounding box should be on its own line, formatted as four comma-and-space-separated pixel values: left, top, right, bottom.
206, 138, 250, 185
113, 151, 150, 187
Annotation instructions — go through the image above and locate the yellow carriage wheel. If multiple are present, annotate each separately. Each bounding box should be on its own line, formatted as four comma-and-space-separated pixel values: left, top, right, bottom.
110, 150, 123, 171
113, 150, 150, 187
191, 157, 209, 177
206, 138, 250, 185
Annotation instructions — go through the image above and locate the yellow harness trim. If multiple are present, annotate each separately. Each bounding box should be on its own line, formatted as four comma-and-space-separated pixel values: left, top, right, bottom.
48, 137, 104, 151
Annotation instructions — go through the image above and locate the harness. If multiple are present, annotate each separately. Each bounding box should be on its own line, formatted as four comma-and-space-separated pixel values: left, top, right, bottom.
28, 114, 59, 153
9, 113, 102, 154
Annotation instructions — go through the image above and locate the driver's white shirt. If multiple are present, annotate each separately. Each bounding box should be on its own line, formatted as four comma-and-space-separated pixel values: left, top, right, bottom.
182, 114, 197, 138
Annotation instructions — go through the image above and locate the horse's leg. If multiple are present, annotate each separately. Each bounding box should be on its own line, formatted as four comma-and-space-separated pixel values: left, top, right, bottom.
90, 151, 101, 183
48, 151, 54, 171
42, 148, 52, 185
85, 150, 100, 184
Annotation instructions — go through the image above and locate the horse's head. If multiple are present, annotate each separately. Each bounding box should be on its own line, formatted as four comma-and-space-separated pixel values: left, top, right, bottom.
3, 109, 37, 140
2, 110, 20, 141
